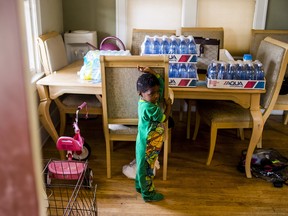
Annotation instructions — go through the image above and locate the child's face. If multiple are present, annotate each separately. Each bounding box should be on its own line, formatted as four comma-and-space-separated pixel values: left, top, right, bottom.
141, 85, 160, 104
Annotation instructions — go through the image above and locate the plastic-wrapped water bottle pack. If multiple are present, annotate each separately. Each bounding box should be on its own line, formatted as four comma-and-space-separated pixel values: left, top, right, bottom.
207, 60, 265, 81
79, 50, 131, 82
141, 35, 199, 87
141, 35, 197, 55
169, 63, 197, 78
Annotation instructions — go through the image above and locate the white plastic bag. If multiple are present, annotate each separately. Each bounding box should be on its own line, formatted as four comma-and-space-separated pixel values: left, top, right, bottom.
122, 158, 160, 179
79, 50, 131, 82
122, 159, 137, 179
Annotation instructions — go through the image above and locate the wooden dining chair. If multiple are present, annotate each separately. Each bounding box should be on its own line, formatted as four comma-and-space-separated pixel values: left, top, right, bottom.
250, 30, 288, 124
192, 37, 288, 165
37, 31, 102, 136
250, 29, 288, 60
180, 27, 225, 139
100, 55, 170, 180
274, 95, 288, 125
181, 27, 224, 49
131, 28, 177, 55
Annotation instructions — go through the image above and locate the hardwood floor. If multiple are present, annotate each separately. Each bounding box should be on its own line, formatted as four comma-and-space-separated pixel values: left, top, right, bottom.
42, 111, 288, 216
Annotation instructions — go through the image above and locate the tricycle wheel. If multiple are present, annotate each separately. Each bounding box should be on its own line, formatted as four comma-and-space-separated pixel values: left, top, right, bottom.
72, 142, 91, 161
43, 165, 51, 186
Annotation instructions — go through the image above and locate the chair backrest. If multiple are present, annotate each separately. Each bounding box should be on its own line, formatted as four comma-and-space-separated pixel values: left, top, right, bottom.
250, 29, 288, 60
256, 37, 288, 122
131, 29, 176, 55
37, 31, 68, 75
181, 27, 224, 49
100, 55, 169, 126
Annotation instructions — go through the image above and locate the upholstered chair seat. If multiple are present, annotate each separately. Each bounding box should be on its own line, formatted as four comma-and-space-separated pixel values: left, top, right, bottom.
198, 100, 252, 122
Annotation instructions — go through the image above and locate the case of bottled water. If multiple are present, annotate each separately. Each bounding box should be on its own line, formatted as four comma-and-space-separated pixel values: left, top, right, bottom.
206, 60, 265, 89
141, 35, 198, 87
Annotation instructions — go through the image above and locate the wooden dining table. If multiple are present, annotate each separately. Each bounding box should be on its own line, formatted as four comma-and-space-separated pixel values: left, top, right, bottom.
36, 58, 265, 179
36, 60, 101, 143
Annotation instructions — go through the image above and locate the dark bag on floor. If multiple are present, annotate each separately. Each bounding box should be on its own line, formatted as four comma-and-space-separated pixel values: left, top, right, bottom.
279, 77, 288, 95
237, 148, 288, 187
194, 37, 220, 72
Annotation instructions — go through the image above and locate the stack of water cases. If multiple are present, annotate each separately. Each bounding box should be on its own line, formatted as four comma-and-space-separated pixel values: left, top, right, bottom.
206, 60, 266, 89
141, 35, 198, 87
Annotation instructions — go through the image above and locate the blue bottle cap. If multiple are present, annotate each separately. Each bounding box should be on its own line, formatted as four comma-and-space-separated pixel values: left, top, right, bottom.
243, 54, 252, 61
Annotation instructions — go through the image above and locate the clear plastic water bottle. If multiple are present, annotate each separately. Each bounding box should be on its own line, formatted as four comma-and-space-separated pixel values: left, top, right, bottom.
169, 64, 179, 78
169, 63, 175, 78
169, 36, 179, 54
234, 61, 239, 75
179, 63, 188, 77
217, 63, 226, 80
152, 36, 161, 54
255, 62, 265, 80
187, 64, 197, 78
187, 35, 197, 54
161, 35, 170, 54
143, 35, 152, 54
179, 36, 188, 54
246, 63, 255, 80
227, 63, 236, 80
238, 62, 247, 80
207, 62, 218, 79
173, 64, 181, 78
253, 60, 259, 71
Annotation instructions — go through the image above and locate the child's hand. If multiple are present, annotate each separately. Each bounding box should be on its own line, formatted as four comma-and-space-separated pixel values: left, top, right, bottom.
165, 98, 172, 106
137, 66, 156, 75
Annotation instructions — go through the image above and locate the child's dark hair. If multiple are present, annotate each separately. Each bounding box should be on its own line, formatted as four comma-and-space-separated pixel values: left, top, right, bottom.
136, 73, 160, 93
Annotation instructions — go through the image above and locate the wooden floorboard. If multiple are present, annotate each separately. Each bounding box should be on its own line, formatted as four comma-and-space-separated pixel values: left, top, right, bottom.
42, 111, 288, 216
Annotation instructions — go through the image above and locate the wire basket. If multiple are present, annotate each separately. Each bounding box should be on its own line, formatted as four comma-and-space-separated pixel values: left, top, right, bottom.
42, 159, 97, 215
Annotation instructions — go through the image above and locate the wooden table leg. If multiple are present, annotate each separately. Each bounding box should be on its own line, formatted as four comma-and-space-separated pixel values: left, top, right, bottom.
37, 84, 65, 159
163, 125, 168, 180
245, 109, 263, 178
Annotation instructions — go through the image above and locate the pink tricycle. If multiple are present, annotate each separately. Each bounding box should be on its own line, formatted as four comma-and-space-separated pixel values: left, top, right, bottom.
45, 102, 93, 187
57, 102, 91, 161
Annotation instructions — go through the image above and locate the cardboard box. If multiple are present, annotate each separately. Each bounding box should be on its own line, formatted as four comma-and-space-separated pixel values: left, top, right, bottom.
168, 54, 198, 87
143, 54, 198, 63
143, 54, 199, 87
168, 54, 197, 63
169, 77, 198, 87
206, 77, 266, 89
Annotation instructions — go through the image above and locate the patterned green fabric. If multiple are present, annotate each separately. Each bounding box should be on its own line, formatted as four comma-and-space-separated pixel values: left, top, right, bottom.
135, 74, 166, 200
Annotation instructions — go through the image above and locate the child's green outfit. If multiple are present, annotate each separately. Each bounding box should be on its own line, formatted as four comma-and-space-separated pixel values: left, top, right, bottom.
135, 74, 166, 201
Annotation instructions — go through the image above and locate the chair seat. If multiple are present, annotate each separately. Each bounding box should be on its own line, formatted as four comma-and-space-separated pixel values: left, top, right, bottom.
198, 100, 252, 122
276, 94, 288, 105
61, 94, 102, 108
108, 124, 138, 135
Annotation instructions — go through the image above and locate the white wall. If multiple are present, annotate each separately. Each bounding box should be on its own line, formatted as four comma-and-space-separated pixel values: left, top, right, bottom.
127, 0, 182, 48
125, 0, 257, 56
39, 0, 63, 33
197, 0, 255, 55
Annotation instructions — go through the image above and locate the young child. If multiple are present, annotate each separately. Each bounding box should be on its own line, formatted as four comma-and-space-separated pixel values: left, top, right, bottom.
135, 66, 172, 202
